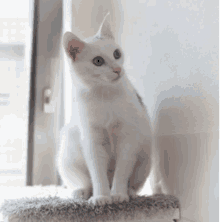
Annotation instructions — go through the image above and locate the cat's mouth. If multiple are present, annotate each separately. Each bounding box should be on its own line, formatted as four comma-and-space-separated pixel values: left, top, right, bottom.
112, 75, 121, 82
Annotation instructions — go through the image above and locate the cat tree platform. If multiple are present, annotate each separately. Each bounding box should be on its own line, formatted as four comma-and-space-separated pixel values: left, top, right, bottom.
0, 186, 180, 222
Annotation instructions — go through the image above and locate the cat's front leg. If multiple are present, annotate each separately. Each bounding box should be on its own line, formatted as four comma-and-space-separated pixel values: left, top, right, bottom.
110, 133, 138, 203
81, 126, 112, 205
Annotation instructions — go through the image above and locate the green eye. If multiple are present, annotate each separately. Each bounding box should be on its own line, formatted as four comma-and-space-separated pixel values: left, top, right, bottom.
113, 49, 121, 59
93, 56, 105, 66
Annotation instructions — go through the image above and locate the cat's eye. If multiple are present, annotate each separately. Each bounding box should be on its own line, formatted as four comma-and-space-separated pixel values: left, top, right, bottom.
93, 56, 105, 66
113, 49, 121, 59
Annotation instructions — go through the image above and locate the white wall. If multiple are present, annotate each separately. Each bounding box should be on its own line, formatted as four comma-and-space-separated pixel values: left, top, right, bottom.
64, 0, 218, 221
113, 0, 218, 222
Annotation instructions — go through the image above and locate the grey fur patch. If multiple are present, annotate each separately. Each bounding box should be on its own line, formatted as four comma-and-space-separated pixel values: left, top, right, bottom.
102, 136, 110, 146
95, 35, 104, 40
136, 92, 145, 109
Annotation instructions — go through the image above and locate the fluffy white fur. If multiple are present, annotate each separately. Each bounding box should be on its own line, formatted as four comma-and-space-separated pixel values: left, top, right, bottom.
57, 14, 152, 206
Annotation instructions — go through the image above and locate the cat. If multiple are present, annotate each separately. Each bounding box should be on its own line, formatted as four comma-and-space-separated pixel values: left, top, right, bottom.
57, 13, 152, 206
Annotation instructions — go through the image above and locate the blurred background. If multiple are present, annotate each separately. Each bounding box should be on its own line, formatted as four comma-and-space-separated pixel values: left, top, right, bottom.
0, 0, 218, 222
0, 0, 31, 186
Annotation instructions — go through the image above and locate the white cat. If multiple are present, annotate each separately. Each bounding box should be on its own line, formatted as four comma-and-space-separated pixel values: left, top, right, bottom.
57, 14, 152, 206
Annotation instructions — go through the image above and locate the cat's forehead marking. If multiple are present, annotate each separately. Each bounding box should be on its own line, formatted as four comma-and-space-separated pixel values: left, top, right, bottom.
88, 40, 121, 58
92, 39, 116, 48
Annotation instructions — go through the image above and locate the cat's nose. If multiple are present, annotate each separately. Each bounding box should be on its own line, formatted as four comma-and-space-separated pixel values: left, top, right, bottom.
113, 67, 121, 75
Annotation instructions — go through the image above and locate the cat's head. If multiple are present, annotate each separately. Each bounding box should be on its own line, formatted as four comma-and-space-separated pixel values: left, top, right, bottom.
63, 13, 124, 87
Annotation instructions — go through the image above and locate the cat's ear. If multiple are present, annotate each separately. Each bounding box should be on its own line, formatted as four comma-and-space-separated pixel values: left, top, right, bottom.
97, 12, 114, 40
63, 32, 85, 61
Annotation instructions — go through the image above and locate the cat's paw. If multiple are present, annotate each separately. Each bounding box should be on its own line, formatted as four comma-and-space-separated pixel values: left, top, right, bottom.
128, 188, 137, 198
111, 193, 129, 203
72, 188, 92, 200
88, 195, 112, 206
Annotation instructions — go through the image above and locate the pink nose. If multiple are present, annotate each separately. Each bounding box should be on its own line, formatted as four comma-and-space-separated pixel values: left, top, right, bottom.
113, 67, 121, 74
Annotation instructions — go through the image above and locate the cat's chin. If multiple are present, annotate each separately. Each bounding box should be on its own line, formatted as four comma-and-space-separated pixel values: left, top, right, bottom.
96, 77, 121, 85
82, 75, 122, 87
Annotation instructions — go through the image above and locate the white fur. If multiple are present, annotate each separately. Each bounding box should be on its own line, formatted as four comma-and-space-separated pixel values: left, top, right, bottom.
58, 14, 152, 205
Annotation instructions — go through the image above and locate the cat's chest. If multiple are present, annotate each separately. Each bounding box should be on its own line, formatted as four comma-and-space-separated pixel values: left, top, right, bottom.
78, 96, 139, 127
78, 99, 118, 125
76, 84, 144, 127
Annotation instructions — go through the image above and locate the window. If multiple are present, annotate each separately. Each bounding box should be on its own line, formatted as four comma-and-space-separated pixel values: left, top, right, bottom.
0, 0, 32, 187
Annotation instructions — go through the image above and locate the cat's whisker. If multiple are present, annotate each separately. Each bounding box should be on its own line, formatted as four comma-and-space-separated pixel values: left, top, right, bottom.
108, 87, 110, 101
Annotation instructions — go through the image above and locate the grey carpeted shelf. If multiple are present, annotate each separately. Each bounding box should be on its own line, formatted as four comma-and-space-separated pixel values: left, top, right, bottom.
0, 193, 180, 222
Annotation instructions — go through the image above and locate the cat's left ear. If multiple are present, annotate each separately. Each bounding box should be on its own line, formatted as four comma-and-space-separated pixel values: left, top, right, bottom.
97, 12, 114, 40
63, 31, 85, 61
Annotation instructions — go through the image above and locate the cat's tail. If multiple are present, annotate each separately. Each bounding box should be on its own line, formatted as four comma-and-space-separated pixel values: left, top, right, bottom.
149, 135, 173, 195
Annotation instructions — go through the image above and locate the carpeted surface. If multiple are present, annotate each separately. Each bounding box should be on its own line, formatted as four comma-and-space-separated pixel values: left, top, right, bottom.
0, 187, 180, 222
